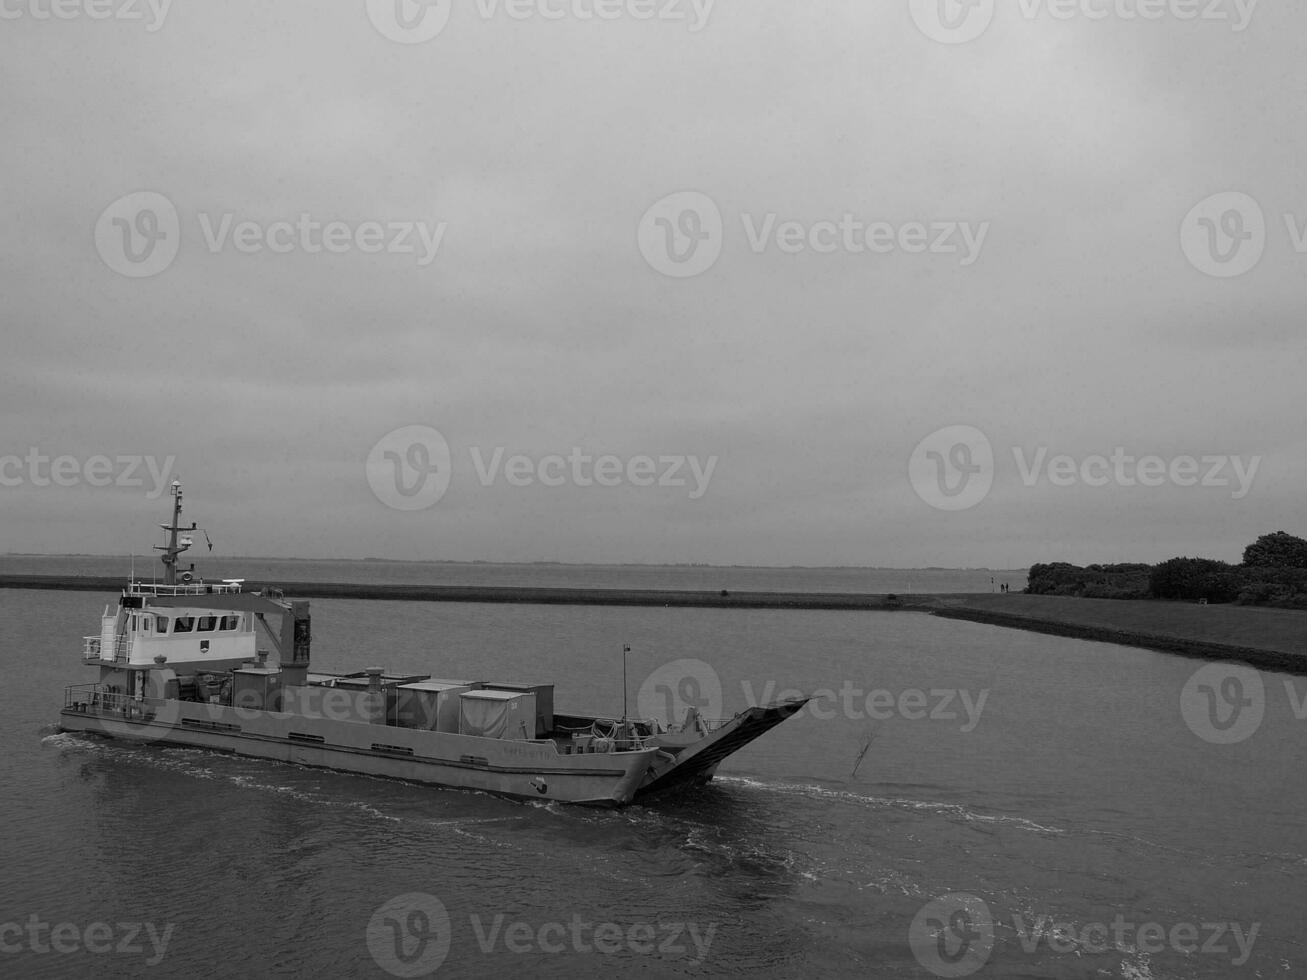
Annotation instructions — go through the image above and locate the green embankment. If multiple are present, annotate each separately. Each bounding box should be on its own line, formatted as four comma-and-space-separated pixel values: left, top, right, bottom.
933, 593, 1307, 672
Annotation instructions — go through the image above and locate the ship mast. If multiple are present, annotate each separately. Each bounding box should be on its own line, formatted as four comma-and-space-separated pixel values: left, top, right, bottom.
155, 480, 195, 586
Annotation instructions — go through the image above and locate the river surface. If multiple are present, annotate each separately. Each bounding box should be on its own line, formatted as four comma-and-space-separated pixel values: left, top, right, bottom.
0, 555, 1027, 595
2, 568, 1303, 978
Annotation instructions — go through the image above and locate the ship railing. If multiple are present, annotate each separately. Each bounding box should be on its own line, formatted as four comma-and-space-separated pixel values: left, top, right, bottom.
584, 734, 658, 753
559, 713, 736, 753
595, 716, 729, 751
658, 716, 731, 735
83, 635, 130, 663
64, 684, 101, 709
574, 719, 648, 752
693, 717, 731, 733
610, 734, 652, 752
63, 685, 168, 717
127, 581, 243, 597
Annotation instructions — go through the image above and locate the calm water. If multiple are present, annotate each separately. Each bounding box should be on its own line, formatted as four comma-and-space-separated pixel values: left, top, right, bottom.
3, 572, 1303, 978
0, 555, 1028, 595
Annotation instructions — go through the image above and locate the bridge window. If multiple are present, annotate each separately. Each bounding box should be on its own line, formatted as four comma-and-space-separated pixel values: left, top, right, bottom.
174, 617, 194, 633
221, 615, 239, 631
155, 616, 169, 634
198, 616, 217, 632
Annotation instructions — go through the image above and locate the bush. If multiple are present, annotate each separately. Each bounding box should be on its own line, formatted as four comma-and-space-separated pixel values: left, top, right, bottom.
1241, 565, 1307, 590
1236, 582, 1285, 605
1026, 562, 1151, 598
1242, 531, 1307, 570
1234, 565, 1307, 607
1082, 583, 1151, 600
1025, 563, 1080, 595
1149, 557, 1242, 603
1020, 539, 1307, 606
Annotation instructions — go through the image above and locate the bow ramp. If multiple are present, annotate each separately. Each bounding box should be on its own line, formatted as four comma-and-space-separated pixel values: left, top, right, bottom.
636, 696, 810, 799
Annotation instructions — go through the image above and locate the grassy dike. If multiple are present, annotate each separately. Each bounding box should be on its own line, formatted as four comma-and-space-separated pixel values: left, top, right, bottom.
932, 593, 1307, 674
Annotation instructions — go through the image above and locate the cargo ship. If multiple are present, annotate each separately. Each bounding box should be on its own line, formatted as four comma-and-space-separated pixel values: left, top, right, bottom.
57, 483, 809, 806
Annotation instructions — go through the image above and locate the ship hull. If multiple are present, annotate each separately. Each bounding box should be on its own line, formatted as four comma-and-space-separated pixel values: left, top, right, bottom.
58, 700, 656, 807
59, 692, 811, 807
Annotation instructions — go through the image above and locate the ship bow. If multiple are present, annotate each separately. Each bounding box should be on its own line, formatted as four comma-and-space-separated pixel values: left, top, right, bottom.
635, 697, 809, 799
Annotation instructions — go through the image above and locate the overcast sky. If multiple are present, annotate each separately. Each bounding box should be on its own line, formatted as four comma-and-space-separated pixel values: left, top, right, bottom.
0, 0, 1301, 567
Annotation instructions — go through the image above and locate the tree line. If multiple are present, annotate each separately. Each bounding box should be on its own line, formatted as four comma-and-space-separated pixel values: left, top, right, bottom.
1026, 532, 1307, 607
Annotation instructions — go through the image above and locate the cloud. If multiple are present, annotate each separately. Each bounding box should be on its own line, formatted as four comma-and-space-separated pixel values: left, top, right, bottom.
0, 0, 1300, 564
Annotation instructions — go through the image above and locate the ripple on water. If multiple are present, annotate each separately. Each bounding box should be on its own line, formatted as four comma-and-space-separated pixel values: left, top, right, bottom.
716, 774, 1067, 835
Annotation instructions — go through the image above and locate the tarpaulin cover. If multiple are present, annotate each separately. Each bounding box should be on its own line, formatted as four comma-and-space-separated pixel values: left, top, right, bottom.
459, 691, 535, 739
397, 683, 471, 732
